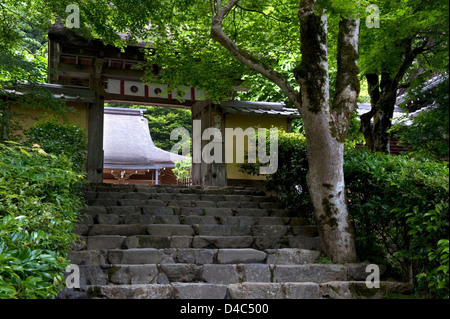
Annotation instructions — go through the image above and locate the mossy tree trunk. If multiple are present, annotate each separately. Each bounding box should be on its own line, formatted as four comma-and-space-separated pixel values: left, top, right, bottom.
295, 3, 359, 263
210, 0, 359, 263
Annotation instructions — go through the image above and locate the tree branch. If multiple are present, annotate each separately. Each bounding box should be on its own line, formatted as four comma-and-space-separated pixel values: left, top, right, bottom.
235, 4, 284, 22
215, 0, 237, 20
210, 0, 301, 109
210, 0, 215, 17
393, 38, 429, 86
330, 17, 361, 140
332, 18, 361, 111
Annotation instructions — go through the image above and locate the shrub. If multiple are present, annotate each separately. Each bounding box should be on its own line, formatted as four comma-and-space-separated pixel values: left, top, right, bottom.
25, 116, 87, 172
239, 131, 449, 298
344, 149, 449, 298
173, 157, 192, 182
0, 142, 85, 298
239, 129, 314, 220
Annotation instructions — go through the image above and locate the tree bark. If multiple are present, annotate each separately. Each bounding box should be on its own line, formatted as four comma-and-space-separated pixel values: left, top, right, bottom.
296, 2, 358, 263
210, 0, 359, 263
361, 73, 397, 153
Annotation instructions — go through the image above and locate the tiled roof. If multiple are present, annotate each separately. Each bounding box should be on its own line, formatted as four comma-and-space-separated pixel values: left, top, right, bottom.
219, 100, 300, 118
2, 83, 96, 103
103, 107, 186, 170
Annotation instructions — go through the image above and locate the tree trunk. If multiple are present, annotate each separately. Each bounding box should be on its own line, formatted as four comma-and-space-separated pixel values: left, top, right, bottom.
296, 2, 358, 263
210, 0, 359, 263
303, 113, 357, 262
360, 38, 428, 153
360, 73, 398, 153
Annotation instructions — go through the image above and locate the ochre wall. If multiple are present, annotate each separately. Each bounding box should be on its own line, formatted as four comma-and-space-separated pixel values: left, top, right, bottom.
224, 113, 288, 181
10, 102, 88, 139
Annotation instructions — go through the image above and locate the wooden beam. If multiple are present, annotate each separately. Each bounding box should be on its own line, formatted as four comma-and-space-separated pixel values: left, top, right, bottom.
104, 93, 195, 107
55, 62, 146, 81
59, 44, 148, 62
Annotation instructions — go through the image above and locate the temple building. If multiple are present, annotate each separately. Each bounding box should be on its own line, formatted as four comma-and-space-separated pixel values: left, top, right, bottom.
102, 106, 186, 184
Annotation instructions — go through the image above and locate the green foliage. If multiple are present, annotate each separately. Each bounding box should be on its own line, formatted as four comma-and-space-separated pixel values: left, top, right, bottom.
238, 125, 364, 220
0, 142, 85, 298
24, 116, 87, 172
359, 0, 449, 78
344, 149, 449, 298
143, 106, 192, 152
345, 110, 365, 149
417, 239, 449, 297
0, 0, 49, 86
239, 129, 314, 220
172, 157, 192, 181
391, 78, 449, 162
316, 255, 335, 264
240, 132, 449, 298
0, 1, 81, 144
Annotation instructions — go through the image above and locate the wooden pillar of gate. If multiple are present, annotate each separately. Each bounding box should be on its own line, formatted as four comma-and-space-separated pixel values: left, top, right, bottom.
191, 99, 227, 186
86, 58, 105, 184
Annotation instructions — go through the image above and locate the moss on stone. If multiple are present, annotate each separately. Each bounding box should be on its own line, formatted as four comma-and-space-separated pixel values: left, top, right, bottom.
348, 283, 380, 298
87, 286, 102, 298
107, 265, 120, 279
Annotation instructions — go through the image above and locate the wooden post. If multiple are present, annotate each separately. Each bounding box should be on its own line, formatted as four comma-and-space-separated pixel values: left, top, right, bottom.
210, 107, 227, 186
86, 58, 105, 184
48, 40, 60, 84
191, 100, 227, 186
191, 100, 209, 185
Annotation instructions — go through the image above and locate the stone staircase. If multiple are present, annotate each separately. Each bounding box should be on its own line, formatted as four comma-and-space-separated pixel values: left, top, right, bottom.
58, 184, 413, 299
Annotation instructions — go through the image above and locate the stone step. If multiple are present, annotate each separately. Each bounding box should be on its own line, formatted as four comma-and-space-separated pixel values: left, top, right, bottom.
65, 184, 416, 300
83, 205, 288, 219
69, 248, 321, 266
79, 224, 317, 238
87, 194, 280, 205
78, 213, 310, 228
87, 184, 268, 196
58, 281, 414, 299
68, 262, 383, 286
75, 229, 321, 251
287, 236, 322, 251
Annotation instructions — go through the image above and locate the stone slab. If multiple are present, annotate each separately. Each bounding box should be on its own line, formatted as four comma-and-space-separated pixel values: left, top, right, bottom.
172, 283, 227, 299
124, 235, 172, 249
88, 224, 146, 236
160, 264, 201, 282
217, 249, 266, 264
282, 282, 321, 299
107, 248, 172, 264
273, 264, 347, 283
87, 284, 173, 299
319, 281, 414, 299
174, 249, 214, 264
201, 264, 239, 284
146, 225, 195, 236
266, 248, 320, 265
227, 283, 283, 299
192, 236, 254, 249
242, 264, 271, 282
87, 235, 125, 250
108, 264, 159, 285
